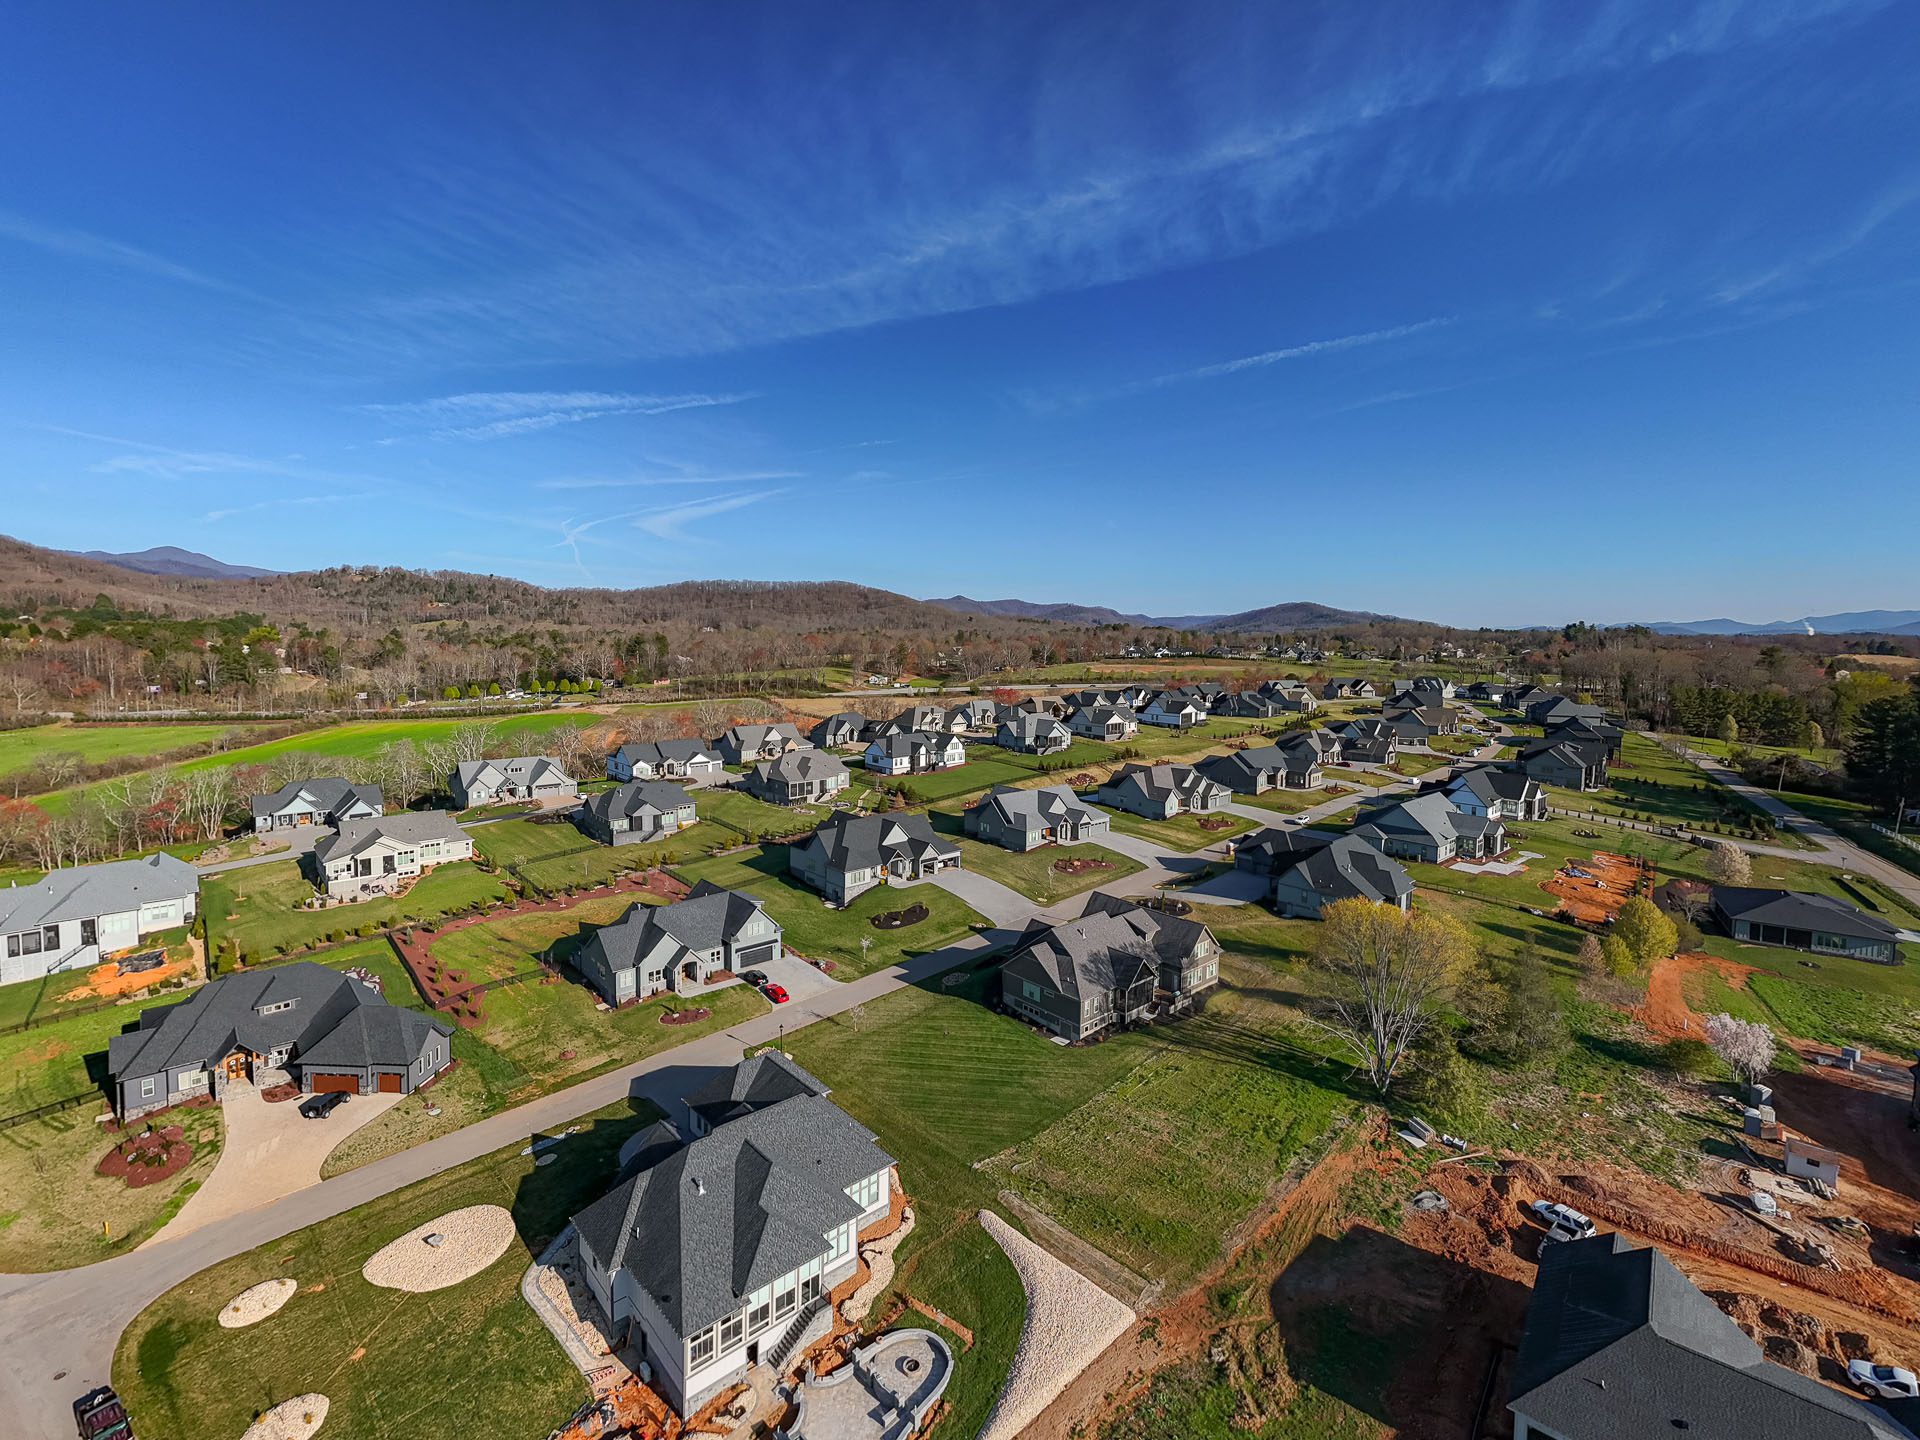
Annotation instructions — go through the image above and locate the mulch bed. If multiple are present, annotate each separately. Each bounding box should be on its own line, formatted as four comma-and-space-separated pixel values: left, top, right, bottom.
1069, 773, 1098, 787
1051, 856, 1114, 875
1195, 816, 1237, 830
1141, 896, 1193, 916
660, 1007, 713, 1026
261, 1081, 303, 1104
870, 903, 930, 930
97, 1127, 194, 1189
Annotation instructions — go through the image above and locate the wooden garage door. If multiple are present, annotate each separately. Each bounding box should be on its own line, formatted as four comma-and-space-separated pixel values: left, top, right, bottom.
377, 1072, 404, 1094
309, 1073, 360, 1094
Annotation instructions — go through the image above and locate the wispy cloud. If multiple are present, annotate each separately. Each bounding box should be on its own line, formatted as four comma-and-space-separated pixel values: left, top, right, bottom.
629, 490, 784, 541
364, 390, 753, 442
537, 468, 800, 491
205, 492, 372, 522
0, 211, 247, 294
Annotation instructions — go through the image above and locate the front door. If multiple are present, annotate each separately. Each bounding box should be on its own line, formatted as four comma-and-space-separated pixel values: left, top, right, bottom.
224, 1051, 251, 1082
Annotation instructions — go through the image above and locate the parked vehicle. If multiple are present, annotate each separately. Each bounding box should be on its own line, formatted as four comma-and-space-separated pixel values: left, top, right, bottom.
738, 969, 770, 988
1849, 1360, 1920, 1399
73, 1386, 133, 1440
299, 1091, 351, 1120
762, 982, 791, 1004
1529, 1200, 1597, 1243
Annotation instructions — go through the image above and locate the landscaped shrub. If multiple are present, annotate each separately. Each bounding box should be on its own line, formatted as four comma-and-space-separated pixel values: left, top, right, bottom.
1660, 1038, 1718, 1076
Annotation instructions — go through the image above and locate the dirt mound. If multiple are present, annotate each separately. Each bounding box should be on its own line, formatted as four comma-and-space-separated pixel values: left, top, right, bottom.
1637, 951, 1762, 1039
1540, 850, 1648, 924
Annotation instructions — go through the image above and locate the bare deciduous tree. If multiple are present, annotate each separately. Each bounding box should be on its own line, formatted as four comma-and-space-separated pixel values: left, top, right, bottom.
1307, 899, 1475, 1093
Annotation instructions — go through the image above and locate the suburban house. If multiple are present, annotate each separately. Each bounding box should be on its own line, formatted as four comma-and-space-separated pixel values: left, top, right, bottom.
1255, 680, 1319, 712
576, 781, 700, 846
744, 749, 851, 806
608, 739, 726, 784
1447, 766, 1549, 822
1508, 1234, 1915, 1440
808, 712, 870, 749
1331, 717, 1398, 764
106, 961, 452, 1118
1140, 692, 1207, 729
1382, 701, 1461, 740
789, 812, 961, 904
999, 893, 1221, 1041
995, 696, 1068, 723
1214, 691, 1288, 719
1321, 678, 1377, 700
310, 811, 475, 900
715, 723, 810, 765
946, 698, 999, 732
1458, 681, 1504, 705
1233, 827, 1412, 917
1711, 887, 1904, 963
0, 853, 199, 986
1394, 675, 1456, 701
965, 784, 1110, 851
1502, 683, 1556, 712
1551, 715, 1626, 759
572, 881, 783, 1006
1351, 791, 1507, 864
449, 755, 577, 810
1095, 762, 1231, 819
1064, 685, 1151, 711
1197, 734, 1329, 794
1519, 732, 1610, 791
870, 704, 947, 738
571, 1053, 896, 1418
995, 712, 1072, 755
250, 776, 383, 835
864, 730, 967, 775
1068, 703, 1138, 741
1527, 695, 1608, 728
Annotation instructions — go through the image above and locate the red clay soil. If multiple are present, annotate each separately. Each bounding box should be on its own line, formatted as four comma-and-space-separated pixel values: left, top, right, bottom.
1051, 856, 1114, 875
60, 954, 198, 1002
1540, 849, 1648, 924
1637, 950, 1762, 1040
1766, 1045, 1920, 1245
97, 1128, 194, 1189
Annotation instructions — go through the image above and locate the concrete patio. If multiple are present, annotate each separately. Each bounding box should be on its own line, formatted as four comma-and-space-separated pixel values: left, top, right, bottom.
784, 1328, 953, 1440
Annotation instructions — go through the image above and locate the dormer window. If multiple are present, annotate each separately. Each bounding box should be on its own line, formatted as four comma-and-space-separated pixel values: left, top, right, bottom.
257, 999, 296, 1015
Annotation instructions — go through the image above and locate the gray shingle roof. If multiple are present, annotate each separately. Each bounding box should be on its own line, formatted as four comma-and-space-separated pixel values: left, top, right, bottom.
1711, 887, 1901, 944
1449, 766, 1540, 806
581, 882, 775, 977
613, 739, 722, 768
1511, 1235, 1912, 1440
1005, 894, 1210, 1000
1235, 827, 1412, 905
582, 780, 695, 825
249, 776, 382, 822
796, 812, 958, 872
454, 755, 570, 792
1353, 790, 1493, 848
685, 1050, 830, 1128
0, 852, 198, 935
752, 749, 849, 787
574, 1074, 892, 1335
1101, 762, 1224, 808
971, 783, 1100, 833
312, 810, 467, 866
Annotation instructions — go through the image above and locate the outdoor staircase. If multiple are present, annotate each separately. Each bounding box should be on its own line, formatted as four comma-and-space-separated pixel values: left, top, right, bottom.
763, 1297, 825, 1375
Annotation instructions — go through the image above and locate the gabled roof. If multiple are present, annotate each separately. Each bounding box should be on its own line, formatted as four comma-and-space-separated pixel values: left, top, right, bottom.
312, 810, 467, 866
573, 1081, 892, 1336
1102, 762, 1224, 806
613, 738, 723, 766
998, 713, 1069, 741
1447, 766, 1541, 806
867, 729, 956, 759
250, 776, 382, 820
0, 852, 198, 935
753, 749, 849, 786
721, 723, 804, 747
453, 755, 570, 791
1005, 895, 1209, 1004
1710, 887, 1901, 944
797, 812, 958, 872
1353, 790, 1494, 848
684, 1049, 830, 1129
582, 780, 695, 824
583, 881, 776, 976
1511, 1235, 1912, 1440
971, 783, 1100, 833
1235, 827, 1412, 905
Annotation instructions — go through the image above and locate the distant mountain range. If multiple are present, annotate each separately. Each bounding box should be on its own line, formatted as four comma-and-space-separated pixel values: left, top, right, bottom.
1644, 610, 1920, 637
72, 546, 279, 580
926, 595, 1400, 633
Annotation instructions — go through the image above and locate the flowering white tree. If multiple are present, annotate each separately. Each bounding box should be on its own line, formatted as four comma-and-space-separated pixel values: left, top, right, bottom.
1705, 841, 1752, 887
1705, 1012, 1777, 1086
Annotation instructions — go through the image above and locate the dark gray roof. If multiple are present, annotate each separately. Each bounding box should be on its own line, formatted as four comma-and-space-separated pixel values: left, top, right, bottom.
312, 810, 467, 866
1235, 827, 1411, 904
249, 776, 382, 821
0, 852, 198, 935
574, 1071, 893, 1335
685, 1049, 830, 1129
582, 780, 695, 824
1711, 887, 1901, 944
867, 729, 954, 760
106, 961, 444, 1082
296, 1003, 452, 1069
753, 749, 850, 786
970, 783, 1100, 833
1006, 894, 1212, 1001
1101, 762, 1224, 807
581, 882, 775, 976
614, 739, 722, 767
796, 812, 958, 873
809, 713, 870, 744
1353, 791, 1496, 848
453, 755, 569, 791
1511, 1235, 1913, 1440
1449, 766, 1540, 806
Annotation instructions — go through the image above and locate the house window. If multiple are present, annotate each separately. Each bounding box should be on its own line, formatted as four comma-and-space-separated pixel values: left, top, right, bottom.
719, 1312, 745, 1354
140, 1077, 156, 1098
847, 1172, 883, 1211
800, 1272, 823, 1306
747, 1287, 773, 1335
257, 1000, 296, 1015
80, 918, 97, 947
826, 1221, 853, 1264
773, 1276, 797, 1319
689, 1325, 717, 1368
179, 1069, 207, 1090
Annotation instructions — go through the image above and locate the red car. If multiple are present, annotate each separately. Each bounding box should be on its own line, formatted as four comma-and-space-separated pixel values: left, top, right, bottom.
762, 982, 790, 1004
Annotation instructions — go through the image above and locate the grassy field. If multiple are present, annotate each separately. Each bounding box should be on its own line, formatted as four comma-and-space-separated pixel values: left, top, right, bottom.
115, 1098, 660, 1440
469, 815, 593, 869
205, 859, 510, 961
674, 846, 987, 979
0, 990, 188, 1117
1238, 785, 1335, 816
945, 834, 1146, 906
0, 1099, 225, 1273
1766, 788, 1920, 880
1098, 805, 1257, 852
0, 722, 265, 782
1547, 732, 1800, 842
1674, 733, 1843, 767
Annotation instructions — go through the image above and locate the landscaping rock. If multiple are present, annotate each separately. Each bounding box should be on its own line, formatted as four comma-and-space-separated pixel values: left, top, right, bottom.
362, 1205, 515, 1292
240, 1394, 328, 1440
219, 1278, 298, 1329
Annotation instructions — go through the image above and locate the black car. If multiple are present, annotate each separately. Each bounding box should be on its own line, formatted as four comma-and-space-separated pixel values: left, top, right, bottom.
299, 1090, 351, 1120
738, 969, 770, 988
74, 1385, 133, 1440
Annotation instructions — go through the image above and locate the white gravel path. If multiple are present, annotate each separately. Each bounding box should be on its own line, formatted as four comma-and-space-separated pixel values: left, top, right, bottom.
239, 1394, 328, 1440
218, 1278, 297, 1329
361, 1205, 515, 1293
840, 1205, 915, 1324
976, 1210, 1134, 1440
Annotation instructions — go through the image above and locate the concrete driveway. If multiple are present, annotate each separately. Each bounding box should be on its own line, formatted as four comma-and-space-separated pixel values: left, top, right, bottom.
1180, 868, 1269, 905
755, 951, 840, 1004
145, 1081, 402, 1245
919, 868, 1035, 928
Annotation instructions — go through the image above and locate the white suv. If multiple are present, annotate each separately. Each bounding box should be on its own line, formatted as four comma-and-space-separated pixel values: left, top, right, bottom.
1529, 1200, 1598, 1244
1849, 1361, 1919, 1399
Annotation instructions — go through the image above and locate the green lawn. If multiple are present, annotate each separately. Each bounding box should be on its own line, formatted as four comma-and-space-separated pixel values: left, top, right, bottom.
205, 859, 510, 962
0, 991, 187, 1118
469, 816, 594, 869
0, 722, 266, 783
883, 759, 1037, 804
1238, 786, 1336, 816
1548, 732, 1800, 842
1675, 733, 1843, 767
696, 787, 828, 840
675, 846, 987, 979
1098, 805, 1256, 852
115, 1098, 660, 1440
424, 894, 640, 983
947, 835, 1146, 906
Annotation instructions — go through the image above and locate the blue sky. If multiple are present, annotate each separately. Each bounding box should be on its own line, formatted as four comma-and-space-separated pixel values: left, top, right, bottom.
3, 1, 1918, 627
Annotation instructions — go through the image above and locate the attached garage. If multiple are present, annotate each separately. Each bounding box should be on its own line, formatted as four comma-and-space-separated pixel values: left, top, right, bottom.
376, 1072, 404, 1094
735, 943, 779, 969
309, 1073, 360, 1094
